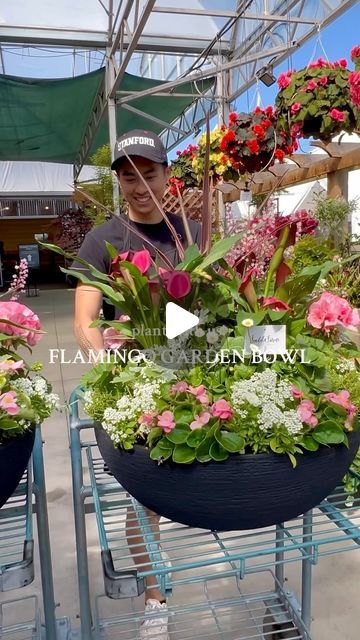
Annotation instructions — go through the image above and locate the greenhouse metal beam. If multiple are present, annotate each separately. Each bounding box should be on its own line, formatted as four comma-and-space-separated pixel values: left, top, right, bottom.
152, 6, 319, 24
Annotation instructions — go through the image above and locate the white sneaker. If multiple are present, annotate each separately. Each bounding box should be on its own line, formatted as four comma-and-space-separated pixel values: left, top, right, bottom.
139, 599, 169, 640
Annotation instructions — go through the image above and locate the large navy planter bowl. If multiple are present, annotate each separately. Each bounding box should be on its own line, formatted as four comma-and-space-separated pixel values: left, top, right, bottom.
96, 426, 360, 531
0, 429, 35, 509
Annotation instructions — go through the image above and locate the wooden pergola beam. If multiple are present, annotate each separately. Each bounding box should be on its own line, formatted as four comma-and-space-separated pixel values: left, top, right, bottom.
224, 144, 360, 202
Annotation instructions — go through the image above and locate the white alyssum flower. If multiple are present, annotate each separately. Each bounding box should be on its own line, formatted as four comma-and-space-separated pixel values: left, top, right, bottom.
231, 370, 302, 435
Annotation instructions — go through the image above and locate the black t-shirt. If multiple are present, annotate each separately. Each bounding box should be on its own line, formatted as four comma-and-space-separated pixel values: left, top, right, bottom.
71, 212, 201, 279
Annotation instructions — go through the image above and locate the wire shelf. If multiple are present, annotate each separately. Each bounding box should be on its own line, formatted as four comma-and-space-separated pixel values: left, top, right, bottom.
86, 447, 360, 596
0, 595, 41, 640
94, 576, 310, 640
0, 468, 34, 592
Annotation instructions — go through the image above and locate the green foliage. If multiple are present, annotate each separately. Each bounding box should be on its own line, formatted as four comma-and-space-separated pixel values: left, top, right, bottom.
313, 195, 358, 244
290, 236, 336, 274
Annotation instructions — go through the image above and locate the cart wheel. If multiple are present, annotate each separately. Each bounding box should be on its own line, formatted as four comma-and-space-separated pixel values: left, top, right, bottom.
263, 608, 302, 639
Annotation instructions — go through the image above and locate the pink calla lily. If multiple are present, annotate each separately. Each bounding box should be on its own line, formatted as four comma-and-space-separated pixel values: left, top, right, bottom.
165, 271, 192, 299
131, 249, 151, 275
260, 297, 292, 311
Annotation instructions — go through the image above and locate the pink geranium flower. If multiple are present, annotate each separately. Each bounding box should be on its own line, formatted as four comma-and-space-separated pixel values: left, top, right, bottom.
157, 410, 176, 433
307, 293, 360, 332
190, 412, 211, 431
0, 301, 42, 346
0, 359, 24, 371
297, 399, 318, 427
329, 108, 345, 122
211, 399, 233, 421
170, 381, 189, 395
188, 385, 210, 406
0, 390, 20, 415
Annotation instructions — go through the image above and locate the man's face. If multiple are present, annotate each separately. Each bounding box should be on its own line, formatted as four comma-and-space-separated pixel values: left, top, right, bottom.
117, 156, 168, 217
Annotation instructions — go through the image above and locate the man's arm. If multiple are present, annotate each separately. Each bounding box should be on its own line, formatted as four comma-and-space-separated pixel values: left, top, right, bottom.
74, 284, 104, 355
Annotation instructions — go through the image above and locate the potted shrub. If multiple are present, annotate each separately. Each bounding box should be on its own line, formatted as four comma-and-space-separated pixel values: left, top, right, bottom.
218, 107, 297, 175
55, 154, 360, 532
0, 261, 60, 508
275, 50, 360, 142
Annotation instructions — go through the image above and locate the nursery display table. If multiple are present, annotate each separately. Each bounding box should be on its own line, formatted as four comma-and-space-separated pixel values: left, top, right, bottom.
69, 386, 360, 640
0, 425, 70, 640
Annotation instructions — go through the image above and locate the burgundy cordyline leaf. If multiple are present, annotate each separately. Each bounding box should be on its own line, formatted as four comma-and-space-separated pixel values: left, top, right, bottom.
73, 186, 174, 269
200, 114, 212, 255
123, 151, 185, 261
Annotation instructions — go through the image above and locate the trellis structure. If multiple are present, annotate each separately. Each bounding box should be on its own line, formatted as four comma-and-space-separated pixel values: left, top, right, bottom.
0, 0, 358, 181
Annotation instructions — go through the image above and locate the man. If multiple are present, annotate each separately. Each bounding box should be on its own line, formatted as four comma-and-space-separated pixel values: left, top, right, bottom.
72, 129, 200, 639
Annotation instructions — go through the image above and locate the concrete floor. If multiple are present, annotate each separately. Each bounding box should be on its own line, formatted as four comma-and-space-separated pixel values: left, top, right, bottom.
1, 287, 359, 639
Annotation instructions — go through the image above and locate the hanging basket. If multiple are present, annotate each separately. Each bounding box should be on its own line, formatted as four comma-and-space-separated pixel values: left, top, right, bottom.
95, 425, 360, 531
0, 428, 35, 509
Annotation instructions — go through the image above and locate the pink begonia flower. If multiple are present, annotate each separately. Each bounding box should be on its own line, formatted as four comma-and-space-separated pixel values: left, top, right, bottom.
325, 390, 357, 429
339, 58, 348, 67
165, 271, 191, 300
157, 410, 176, 433
319, 76, 328, 86
188, 385, 210, 406
170, 381, 189, 395
138, 414, 155, 426
351, 45, 360, 62
329, 108, 345, 122
291, 385, 303, 399
290, 102, 302, 114
297, 399, 318, 427
0, 390, 20, 416
0, 359, 24, 371
307, 79, 317, 91
308, 292, 360, 332
131, 250, 151, 275
0, 301, 42, 346
350, 71, 360, 107
211, 399, 233, 421
190, 412, 211, 431
261, 297, 292, 311
277, 72, 292, 89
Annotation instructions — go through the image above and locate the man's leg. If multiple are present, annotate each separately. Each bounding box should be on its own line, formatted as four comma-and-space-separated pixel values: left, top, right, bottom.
125, 506, 166, 602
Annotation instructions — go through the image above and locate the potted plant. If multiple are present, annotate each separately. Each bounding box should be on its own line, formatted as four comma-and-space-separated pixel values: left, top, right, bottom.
218, 107, 297, 175
0, 260, 60, 508
54, 155, 360, 531
275, 49, 360, 142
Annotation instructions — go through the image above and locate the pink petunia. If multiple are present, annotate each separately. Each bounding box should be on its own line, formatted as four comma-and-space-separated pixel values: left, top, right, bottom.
190, 412, 211, 431
188, 385, 210, 406
0, 359, 24, 371
0, 390, 20, 416
211, 399, 233, 421
297, 399, 318, 427
157, 410, 176, 433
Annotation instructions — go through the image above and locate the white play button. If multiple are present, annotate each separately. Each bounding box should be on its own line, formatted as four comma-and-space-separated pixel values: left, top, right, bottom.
165, 302, 199, 339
